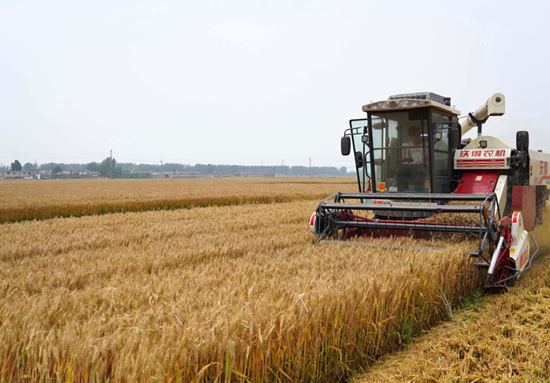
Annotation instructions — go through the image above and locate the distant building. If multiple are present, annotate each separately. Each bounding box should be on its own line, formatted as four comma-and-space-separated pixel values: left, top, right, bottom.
0, 170, 38, 179
80, 171, 100, 178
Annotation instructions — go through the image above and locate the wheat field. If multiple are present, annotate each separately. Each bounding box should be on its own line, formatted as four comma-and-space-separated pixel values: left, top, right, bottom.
354, 204, 550, 382
0, 178, 354, 223
1, 178, 482, 381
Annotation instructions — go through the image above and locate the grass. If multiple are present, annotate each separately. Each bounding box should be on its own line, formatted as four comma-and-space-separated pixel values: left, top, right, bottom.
0, 178, 483, 382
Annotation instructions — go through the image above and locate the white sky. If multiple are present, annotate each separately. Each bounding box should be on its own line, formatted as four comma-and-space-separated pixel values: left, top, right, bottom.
1, 0, 549, 169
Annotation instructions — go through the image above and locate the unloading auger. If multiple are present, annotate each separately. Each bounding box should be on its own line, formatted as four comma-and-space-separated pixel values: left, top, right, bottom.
310, 92, 549, 289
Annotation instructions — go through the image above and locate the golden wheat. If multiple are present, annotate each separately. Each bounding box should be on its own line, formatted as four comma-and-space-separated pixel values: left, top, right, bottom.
354, 204, 550, 382
0, 178, 355, 223
0, 193, 481, 382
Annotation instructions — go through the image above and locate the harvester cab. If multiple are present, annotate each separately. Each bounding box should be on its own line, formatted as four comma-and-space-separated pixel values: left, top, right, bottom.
342, 92, 460, 196
311, 92, 550, 290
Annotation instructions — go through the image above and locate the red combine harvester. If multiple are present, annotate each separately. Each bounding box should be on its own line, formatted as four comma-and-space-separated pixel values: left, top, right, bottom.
310, 93, 550, 289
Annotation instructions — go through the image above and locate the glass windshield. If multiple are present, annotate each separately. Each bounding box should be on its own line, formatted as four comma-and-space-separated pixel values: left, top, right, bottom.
349, 119, 370, 192
369, 110, 431, 193
432, 111, 451, 178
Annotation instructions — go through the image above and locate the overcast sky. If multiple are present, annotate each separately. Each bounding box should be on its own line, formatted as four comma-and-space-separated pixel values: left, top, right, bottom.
1, 0, 549, 169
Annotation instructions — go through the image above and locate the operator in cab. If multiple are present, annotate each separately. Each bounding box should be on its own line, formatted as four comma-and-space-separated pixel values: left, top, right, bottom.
394, 125, 429, 192
395, 126, 425, 164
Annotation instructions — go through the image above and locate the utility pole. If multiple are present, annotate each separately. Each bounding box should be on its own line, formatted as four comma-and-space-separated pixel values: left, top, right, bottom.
309, 157, 312, 178
110, 149, 113, 179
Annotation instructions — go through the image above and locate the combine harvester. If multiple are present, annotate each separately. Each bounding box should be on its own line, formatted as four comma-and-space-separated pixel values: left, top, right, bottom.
310, 93, 550, 289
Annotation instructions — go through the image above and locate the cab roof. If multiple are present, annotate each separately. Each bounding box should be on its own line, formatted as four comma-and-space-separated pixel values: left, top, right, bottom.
362, 92, 461, 115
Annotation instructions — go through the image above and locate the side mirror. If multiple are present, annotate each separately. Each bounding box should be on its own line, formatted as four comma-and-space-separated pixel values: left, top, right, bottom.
355, 151, 363, 168
341, 136, 351, 156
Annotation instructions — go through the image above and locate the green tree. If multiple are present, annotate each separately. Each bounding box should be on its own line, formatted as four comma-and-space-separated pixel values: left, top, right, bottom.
98, 157, 122, 177
86, 162, 99, 172
23, 162, 34, 170
11, 160, 22, 171
52, 165, 62, 176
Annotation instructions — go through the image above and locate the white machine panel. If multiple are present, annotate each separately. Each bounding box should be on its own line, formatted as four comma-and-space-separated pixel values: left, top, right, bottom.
455, 148, 511, 170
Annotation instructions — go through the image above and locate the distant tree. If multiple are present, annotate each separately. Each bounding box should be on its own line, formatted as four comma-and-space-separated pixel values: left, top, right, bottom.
86, 162, 99, 172
39, 163, 55, 171
194, 164, 206, 173
23, 162, 34, 170
11, 160, 22, 171
98, 157, 122, 177
99, 157, 113, 176
52, 165, 62, 175
340, 166, 347, 175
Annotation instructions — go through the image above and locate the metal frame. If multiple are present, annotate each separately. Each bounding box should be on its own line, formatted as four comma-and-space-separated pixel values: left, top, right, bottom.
486, 234, 540, 288
314, 192, 500, 259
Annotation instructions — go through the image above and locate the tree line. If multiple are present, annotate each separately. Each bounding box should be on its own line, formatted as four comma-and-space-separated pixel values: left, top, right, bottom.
7, 158, 350, 177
